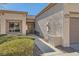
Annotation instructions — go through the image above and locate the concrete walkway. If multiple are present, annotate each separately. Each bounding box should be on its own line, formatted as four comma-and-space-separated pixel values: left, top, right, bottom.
31, 35, 79, 56
32, 35, 63, 55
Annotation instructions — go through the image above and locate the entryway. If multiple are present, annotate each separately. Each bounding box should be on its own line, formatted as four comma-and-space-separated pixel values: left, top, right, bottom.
26, 22, 35, 34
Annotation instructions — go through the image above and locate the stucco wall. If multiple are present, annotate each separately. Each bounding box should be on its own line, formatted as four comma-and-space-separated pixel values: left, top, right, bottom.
35, 4, 64, 46
63, 3, 79, 47
0, 13, 26, 35
35, 3, 79, 47
64, 3, 79, 12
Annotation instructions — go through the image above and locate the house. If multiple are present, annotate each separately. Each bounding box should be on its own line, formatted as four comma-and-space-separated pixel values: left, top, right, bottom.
35, 3, 79, 47
0, 10, 35, 35
1, 3, 79, 48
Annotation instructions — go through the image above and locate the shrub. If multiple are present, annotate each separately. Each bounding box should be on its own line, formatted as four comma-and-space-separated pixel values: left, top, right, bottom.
0, 36, 16, 44
0, 34, 7, 37
0, 35, 35, 44
0, 39, 34, 56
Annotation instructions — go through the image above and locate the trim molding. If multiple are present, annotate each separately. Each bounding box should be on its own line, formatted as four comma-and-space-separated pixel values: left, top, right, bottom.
0, 10, 27, 14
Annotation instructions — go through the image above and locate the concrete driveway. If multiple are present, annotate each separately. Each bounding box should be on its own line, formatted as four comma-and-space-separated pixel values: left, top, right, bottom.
71, 43, 79, 51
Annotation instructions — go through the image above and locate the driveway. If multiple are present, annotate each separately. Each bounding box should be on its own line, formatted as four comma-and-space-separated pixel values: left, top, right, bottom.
71, 43, 79, 51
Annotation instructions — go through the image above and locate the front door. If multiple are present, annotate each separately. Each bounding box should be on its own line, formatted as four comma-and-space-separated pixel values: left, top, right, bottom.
26, 22, 35, 34
6, 20, 22, 34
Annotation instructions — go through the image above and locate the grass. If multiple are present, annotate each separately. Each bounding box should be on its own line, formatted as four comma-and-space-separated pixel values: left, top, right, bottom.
0, 35, 35, 56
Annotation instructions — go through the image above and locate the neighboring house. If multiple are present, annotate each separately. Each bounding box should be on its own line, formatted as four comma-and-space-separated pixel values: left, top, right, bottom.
0, 10, 35, 35
35, 3, 79, 47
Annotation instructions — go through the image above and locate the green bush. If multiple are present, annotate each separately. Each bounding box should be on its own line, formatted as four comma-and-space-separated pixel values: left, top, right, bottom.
0, 39, 34, 56
0, 35, 35, 44
0, 36, 16, 44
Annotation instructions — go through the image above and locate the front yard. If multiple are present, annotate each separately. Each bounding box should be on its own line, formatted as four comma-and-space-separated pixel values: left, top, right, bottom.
0, 35, 35, 56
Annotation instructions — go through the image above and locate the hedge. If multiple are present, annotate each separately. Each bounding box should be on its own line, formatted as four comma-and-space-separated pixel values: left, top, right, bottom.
0, 35, 35, 44
0, 37, 34, 56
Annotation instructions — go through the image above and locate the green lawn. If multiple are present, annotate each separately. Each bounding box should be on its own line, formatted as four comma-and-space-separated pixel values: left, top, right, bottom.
0, 35, 35, 56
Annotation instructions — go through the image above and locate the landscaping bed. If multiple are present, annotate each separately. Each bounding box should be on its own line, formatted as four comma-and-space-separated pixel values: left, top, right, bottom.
0, 35, 35, 56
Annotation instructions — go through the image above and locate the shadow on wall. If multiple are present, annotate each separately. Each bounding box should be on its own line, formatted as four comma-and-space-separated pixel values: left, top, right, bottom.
35, 21, 44, 38
34, 29, 44, 38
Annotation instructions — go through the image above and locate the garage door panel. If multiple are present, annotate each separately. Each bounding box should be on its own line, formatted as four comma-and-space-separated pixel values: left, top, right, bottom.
70, 18, 79, 44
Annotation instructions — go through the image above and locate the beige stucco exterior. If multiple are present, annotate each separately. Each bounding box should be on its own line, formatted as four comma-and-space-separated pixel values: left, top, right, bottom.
0, 10, 27, 35
35, 4, 64, 46
63, 3, 79, 47
35, 3, 79, 47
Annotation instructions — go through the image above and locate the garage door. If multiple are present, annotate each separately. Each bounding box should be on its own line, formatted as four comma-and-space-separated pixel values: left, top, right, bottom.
70, 18, 79, 44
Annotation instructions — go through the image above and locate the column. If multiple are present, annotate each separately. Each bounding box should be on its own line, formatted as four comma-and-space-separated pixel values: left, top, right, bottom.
62, 13, 70, 47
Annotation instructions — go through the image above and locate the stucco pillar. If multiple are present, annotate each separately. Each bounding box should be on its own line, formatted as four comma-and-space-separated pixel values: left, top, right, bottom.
0, 15, 6, 34
22, 19, 26, 35
63, 13, 70, 47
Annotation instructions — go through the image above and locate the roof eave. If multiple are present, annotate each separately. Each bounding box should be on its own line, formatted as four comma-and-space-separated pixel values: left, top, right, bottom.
36, 3, 57, 18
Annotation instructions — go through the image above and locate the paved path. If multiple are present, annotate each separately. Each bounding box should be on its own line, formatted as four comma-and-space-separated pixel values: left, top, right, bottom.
32, 35, 63, 55
30, 35, 79, 56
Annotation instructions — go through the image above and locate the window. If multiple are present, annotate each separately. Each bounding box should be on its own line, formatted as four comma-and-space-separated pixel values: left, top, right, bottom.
9, 22, 21, 32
